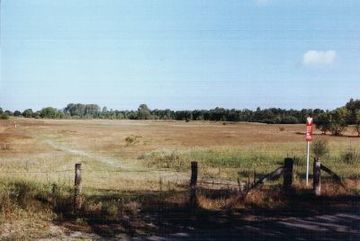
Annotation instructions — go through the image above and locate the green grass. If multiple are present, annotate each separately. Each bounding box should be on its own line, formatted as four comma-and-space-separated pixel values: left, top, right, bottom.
140, 144, 360, 179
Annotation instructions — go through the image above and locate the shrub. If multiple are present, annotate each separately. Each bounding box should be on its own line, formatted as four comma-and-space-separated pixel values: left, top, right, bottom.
125, 135, 141, 146
312, 139, 329, 160
141, 150, 188, 170
0, 185, 12, 212
0, 113, 9, 119
341, 148, 360, 164
293, 156, 305, 166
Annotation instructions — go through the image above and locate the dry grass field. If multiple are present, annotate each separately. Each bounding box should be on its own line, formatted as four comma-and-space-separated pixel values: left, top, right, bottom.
0, 118, 359, 240
1, 118, 359, 181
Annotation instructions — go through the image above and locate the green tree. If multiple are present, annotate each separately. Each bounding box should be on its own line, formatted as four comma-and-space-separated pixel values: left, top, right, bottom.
329, 107, 348, 136
4, 110, 13, 116
280, 116, 299, 124
137, 104, 152, 120
32, 111, 41, 119
13, 110, 22, 117
345, 98, 360, 124
315, 112, 331, 134
84, 104, 100, 118
22, 109, 33, 118
40, 107, 58, 119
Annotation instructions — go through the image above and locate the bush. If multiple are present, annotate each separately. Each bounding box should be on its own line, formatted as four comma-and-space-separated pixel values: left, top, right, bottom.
312, 139, 329, 160
293, 156, 305, 166
0, 113, 9, 119
124, 135, 141, 146
341, 148, 360, 164
141, 150, 188, 170
0, 184, 12, 212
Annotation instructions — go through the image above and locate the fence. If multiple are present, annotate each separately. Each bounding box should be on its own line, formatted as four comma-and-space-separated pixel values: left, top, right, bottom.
0, 156, 346, 212
67, 157, 297, 210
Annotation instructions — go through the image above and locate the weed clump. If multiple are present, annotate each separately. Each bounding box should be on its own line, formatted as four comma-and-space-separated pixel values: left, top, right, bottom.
341, 148, 360, 164
312, 139, 329, 160
125, 135, 141, 146
292, 156, 305, 166
141, 150, 188, 171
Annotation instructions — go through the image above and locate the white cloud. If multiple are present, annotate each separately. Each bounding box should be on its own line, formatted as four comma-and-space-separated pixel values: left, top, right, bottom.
303, 50, 336, 66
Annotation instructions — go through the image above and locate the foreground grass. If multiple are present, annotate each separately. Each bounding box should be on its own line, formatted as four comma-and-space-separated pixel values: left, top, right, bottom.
0, 181, 58, 240
0, 177, 359, 240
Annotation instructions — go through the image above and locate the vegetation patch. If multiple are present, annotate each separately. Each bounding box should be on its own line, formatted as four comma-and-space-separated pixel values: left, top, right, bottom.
140, 148, 284, 175
341, 148, 360, 164
124, 135, 142, 146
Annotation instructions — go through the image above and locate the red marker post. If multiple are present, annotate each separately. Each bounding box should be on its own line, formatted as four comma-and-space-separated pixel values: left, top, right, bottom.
305, 117, 313, 186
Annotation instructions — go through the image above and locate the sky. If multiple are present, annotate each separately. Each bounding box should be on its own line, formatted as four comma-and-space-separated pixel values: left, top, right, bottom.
1, 0, 359, 111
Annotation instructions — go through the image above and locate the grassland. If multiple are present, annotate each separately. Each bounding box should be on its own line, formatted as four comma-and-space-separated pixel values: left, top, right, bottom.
0, 118, 359, 239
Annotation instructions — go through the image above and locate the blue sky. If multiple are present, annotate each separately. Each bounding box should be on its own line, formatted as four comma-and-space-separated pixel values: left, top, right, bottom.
1, 0, 359, 111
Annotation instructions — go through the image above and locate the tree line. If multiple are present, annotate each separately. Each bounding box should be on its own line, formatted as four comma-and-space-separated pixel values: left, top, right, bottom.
1, 99, 359, 136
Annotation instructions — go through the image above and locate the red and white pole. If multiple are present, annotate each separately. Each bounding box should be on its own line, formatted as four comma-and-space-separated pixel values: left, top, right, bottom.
305, 117, 313, 186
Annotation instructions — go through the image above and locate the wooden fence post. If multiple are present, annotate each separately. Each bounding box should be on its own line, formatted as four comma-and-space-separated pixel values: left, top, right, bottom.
74, 163, 82, 211
283, 158, 293, 191
253, 170, 257, 184
313, 159, 321, 196
159, 177, 163, 192
189, 161, 198, 207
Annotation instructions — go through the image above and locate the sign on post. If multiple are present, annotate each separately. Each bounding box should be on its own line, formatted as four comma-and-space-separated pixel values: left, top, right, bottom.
306, 117, 313, 141
305, 117, 313, 186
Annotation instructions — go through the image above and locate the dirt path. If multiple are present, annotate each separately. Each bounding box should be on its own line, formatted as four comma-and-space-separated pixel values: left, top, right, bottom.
35, 211, 359, 241
41, 137, 189, 183
134, 212, 360, 241
42, 139, 122, 167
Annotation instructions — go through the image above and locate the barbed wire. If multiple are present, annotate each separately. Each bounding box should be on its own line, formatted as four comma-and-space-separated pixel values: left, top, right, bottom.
0, 168, 183, 174
0, 169, 73, 174
197, 180, 240, 188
